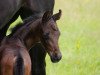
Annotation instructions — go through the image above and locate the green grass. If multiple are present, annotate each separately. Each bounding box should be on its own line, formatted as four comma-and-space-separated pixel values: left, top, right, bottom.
7, 0, 100, 75
46, 0, 100, 75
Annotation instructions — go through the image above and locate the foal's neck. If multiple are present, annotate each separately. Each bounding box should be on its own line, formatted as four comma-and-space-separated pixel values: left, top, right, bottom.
13, 19, 42, 49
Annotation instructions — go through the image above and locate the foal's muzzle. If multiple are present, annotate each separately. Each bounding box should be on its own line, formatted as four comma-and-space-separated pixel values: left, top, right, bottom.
50, 51, 62, 63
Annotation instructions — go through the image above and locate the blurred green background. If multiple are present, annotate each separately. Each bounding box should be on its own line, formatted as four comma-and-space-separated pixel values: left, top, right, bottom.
46, 0, 100, 75
7, 0, 100, 75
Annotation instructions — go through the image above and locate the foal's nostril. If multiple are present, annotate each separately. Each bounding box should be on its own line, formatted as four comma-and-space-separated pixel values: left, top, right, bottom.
50, 52, 62, 63
57, 54, 62, 60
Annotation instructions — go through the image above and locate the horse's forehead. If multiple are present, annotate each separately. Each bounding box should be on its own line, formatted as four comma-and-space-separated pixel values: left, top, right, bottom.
42, 19, 58, 31
48, 19, 56, 26
50, 20, 58, 31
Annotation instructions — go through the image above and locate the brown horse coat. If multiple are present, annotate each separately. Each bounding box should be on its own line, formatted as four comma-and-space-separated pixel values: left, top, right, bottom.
0, 37, 31, 75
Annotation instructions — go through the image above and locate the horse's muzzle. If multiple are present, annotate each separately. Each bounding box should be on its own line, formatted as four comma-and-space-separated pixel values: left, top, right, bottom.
50, 52, 62, 63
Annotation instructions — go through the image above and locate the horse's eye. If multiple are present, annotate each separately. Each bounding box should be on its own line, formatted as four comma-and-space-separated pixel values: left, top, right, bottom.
43, 32, 50, 40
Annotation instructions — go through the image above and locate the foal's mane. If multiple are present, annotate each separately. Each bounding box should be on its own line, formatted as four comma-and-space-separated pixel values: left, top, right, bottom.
10, 15, 41, 36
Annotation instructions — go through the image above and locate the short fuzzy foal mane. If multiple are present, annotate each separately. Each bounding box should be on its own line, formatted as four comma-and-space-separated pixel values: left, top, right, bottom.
10, 15, 41, 36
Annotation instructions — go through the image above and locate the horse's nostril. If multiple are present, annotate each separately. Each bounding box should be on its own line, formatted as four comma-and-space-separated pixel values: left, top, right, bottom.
58, 55, 62, 60
50, 53, 62, 63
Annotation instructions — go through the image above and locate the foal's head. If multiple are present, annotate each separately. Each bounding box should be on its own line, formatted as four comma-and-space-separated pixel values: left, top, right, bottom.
40, 10, 62, 63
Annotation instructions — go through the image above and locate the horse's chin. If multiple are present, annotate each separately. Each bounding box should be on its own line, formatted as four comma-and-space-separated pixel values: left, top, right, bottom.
50, 57, 61, 63
49, 52, 62, 63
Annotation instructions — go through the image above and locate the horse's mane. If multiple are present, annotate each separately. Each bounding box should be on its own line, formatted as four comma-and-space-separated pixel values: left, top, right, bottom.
10, 23, 23, 36
10, 15, 41, 37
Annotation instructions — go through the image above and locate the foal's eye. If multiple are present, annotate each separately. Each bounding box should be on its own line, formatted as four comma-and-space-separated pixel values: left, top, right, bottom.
43, 32, 50, 40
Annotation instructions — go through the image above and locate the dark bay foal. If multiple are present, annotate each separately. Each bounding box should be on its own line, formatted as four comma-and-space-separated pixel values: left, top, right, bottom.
11, 9, 62, 63
0, 10, 62, 75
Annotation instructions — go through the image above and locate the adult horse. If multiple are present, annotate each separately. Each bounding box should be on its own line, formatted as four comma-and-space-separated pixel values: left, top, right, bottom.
0, 0, 55, 75
0, 0, 54, 41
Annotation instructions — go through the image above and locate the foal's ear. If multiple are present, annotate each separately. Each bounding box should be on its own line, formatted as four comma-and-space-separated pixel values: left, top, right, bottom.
52, 9, 62, 21
42, 10, 52, 23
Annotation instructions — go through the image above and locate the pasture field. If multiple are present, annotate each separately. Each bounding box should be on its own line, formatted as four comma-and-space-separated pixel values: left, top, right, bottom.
46, 0, 100, 75
7, 0, 100, 75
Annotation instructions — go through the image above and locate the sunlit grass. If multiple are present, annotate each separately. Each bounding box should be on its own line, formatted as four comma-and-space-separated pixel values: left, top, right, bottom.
46, 0, 100, 75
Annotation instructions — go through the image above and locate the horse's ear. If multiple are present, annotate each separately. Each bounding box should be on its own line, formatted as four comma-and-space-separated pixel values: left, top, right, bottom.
42, 10, 52, 23
52, 9, 62, 21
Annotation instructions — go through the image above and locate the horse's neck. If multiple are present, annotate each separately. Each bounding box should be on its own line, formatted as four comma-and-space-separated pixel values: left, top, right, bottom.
13, 19, 41, 49
24, 34, 41, 49
24, 21, 42, 49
